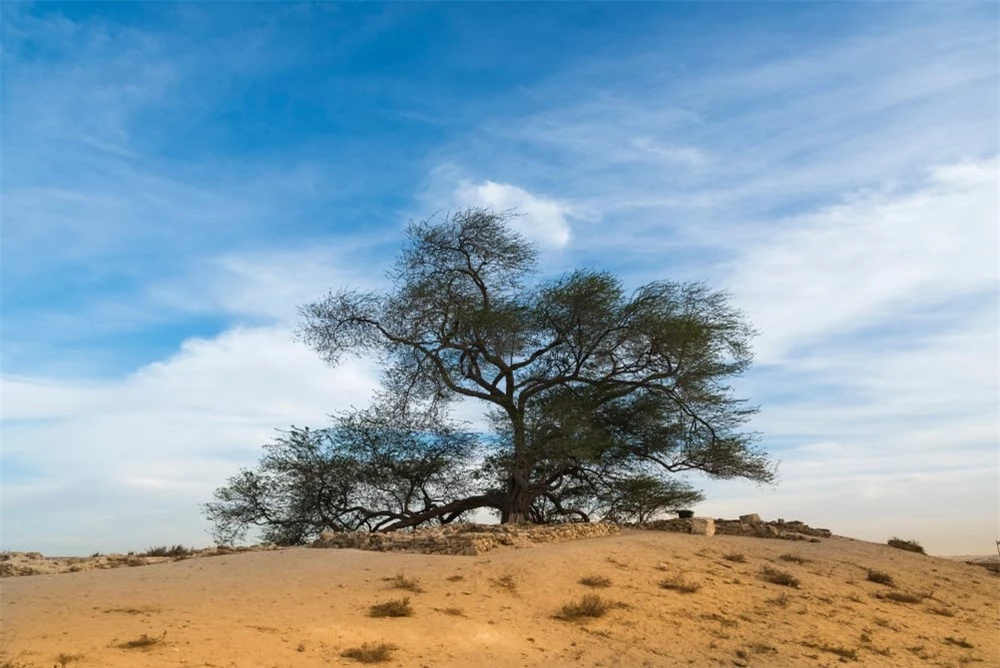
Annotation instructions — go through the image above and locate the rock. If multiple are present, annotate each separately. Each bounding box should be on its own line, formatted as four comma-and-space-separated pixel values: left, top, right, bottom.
689, 518, 715, 536
739, 514, 762, 525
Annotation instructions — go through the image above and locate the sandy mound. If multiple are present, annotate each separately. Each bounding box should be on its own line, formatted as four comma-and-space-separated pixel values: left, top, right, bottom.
2, 527, 997, 667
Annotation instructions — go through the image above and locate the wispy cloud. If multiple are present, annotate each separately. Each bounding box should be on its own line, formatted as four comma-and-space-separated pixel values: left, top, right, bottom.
2, 2, 996, 556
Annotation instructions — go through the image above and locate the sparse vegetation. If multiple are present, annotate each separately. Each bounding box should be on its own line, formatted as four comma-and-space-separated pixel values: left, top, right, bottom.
438, 607, 464, 616
490, 574, 517, 592
722, 552, 747, 563
944, 637, 974, 649
368, 597, 413, 618
802, 642, 858, 661
578, 575, 612, 588
341, 642, 396, 663
766, 592, 791, 607
55, 653, 84, 666
555, 594, 619, 620
877, 591, 925, 604
386, 573, 423, 592
445, 574, 464, 582
760, 566, 800, 588
142, 545, 193, 557
778, 553, 809, 564
866, 569, 895, 586
887, 537, 925, 554
659, 575, 701, 593
113, 633, 166, 649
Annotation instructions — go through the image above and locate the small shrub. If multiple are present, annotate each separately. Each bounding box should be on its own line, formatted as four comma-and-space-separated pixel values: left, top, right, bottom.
866, 569, 895, 586
114, 633, 166, 649
778, 553, 810, 564
803, 642, 857, 661
760, 566, 800, 588
659, 575, 701, 593
876, 591, 925, 604
555, 594, 617, 620
887, 537, 925, 554
490, 574, 517, 592
766, 592, 791, 607
55, 654, 84, 667
368, 598, 413, 618
578, 575, 611, 588
341, 642, 396, 664
386, 573, 423, 593
722, 552, 747, 563
944, 637, 974, 649
143, 545, 193, 557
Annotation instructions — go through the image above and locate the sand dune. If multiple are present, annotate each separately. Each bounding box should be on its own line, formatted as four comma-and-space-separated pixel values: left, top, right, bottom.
2, 530, 998, 667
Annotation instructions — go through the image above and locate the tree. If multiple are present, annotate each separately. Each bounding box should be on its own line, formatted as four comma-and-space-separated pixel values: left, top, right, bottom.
206, 209, 775, 542
204, 406, 483, 544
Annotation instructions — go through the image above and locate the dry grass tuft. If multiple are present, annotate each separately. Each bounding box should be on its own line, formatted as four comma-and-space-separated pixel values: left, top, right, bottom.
722, 552, 747, 563
659, 574, 701, 593
876, 591, 925, 604
490, 574, 517, 592
778, 553, 810, 564
944, 637, 974, 649
368, 597, 413, 618
113, 633, 166, 650
55, 653, 84, 667
766, 592, 792, 607
803, 642, 858, 661
555, 594, 628, 621
386, 573, 423, 593
142, 545, 193, 558
887, 537, 925, 554
760, 566, 800, 588
555, 594, 621, 621
341, 642, 397, 663
866, 569, 895, 586
578, 575, 612, 588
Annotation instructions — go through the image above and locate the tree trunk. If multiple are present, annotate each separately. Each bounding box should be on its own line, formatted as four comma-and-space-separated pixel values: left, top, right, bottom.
500, 476, 533, 524
501, 412, 533, 524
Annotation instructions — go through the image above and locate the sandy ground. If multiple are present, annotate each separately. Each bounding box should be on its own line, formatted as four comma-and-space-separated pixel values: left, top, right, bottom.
2, 531, 998, 667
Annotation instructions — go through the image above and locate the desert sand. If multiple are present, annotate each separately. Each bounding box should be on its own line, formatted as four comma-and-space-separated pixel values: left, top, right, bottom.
2, 530, 998, 667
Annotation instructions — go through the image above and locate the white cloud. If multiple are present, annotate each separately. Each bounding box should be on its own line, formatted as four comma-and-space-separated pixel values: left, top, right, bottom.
454, 180, 573, 248
2, 326, 381, 553
630, 137, 709, 168
726, 158, 998, 363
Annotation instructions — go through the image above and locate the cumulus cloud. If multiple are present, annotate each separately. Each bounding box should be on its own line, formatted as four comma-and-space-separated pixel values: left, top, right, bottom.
2, 326, 381, 554
454, 180, 573, 248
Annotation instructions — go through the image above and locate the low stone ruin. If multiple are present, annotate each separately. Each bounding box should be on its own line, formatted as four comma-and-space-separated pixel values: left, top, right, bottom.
632, 513, 831, 541
312, 521, 621, 556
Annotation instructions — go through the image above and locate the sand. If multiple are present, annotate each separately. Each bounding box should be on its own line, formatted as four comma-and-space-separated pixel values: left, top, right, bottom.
2, 530, 998, 667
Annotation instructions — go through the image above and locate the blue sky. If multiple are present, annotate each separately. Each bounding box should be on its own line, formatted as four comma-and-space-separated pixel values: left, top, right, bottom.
2, 1, 997, 556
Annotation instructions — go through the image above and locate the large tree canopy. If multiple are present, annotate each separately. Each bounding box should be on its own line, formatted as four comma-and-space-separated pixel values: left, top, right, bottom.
205, 209, 775, 543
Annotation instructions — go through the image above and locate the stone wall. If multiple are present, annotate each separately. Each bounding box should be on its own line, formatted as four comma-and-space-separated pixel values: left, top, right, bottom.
633, 514, 831, 541
312, 522, 621, 556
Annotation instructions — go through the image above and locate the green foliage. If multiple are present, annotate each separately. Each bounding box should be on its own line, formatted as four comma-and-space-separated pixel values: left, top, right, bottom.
207, 209, 774, 539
